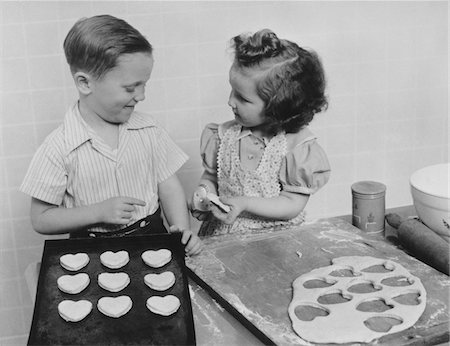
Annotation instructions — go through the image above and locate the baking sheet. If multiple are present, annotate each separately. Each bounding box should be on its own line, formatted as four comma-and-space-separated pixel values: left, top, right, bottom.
187, 218, 450, 345
28, 233, 196, 345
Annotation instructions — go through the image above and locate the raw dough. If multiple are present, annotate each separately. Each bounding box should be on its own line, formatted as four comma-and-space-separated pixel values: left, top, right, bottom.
60, 253, 89, 271
98, 272, 130, 292
144, 271, 175, 291
58, 300, 92, 322
142, 249, 172, 268
57, 273, 90, 294
100, 250, 129, 269
146, 295, 180, 316
288, 256, 427, 344
97, 295, 132, 318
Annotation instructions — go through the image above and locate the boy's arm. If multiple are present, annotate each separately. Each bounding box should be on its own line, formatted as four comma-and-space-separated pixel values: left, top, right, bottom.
158, 174, 191, 231
158, 174, 202, 255
30, 196, 145, 235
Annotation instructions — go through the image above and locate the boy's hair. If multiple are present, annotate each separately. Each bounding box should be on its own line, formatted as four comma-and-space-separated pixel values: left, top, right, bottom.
64, 15, 153, 79
231, 29, 328, 135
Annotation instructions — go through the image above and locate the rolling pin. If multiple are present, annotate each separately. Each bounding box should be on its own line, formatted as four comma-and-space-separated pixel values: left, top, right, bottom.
386, 213, 449, 275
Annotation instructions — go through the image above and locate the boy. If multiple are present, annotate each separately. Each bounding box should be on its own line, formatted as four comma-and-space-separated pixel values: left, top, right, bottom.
20, 15, 202, 255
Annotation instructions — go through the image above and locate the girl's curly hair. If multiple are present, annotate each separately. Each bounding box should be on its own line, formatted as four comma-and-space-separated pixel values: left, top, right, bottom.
232, 29, 328, 135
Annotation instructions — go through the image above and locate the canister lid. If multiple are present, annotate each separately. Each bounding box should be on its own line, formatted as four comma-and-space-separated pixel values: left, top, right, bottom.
351, 181, 386, 196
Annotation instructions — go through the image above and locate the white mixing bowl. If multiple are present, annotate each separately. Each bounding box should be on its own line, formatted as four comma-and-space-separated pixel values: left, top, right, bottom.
410, 163, 450, 241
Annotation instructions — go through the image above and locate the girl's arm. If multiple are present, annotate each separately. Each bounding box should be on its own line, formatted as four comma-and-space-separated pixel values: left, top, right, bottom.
30, 196, 146, 235
159, 174, 203, 255
198, 170, 218, 194
212, 191, 309, 224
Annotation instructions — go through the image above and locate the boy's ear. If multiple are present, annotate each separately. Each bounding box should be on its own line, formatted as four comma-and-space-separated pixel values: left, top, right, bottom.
73, 72, 93, 95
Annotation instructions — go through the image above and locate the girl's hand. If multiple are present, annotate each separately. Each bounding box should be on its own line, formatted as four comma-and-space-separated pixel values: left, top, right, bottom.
96, 197, 146, 225
169, 226, 203, 256
210, 196, 247, 225
189, 186, 211, 221
190, 209, 210, 221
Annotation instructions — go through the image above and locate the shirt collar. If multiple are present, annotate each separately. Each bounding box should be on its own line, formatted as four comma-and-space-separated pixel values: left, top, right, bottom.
64, 102, 92, 153
64, 103, 157, 152
236, 126, 271, 145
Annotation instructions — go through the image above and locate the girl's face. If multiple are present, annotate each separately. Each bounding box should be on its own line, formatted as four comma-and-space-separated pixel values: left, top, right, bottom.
88, 52, 154, 124
228, 65, 267, 133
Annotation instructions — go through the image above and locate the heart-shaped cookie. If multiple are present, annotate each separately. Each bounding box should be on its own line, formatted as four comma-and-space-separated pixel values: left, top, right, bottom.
58, 300, 92, 322
60, 253, 89, 271
144, 271, 175, 291
57, 273, 90, 294
98, 272, 130, 292
100, 250, 129, 269
142, 249, 172, 268
146, 295, 180, 316
97, 296, 132, 318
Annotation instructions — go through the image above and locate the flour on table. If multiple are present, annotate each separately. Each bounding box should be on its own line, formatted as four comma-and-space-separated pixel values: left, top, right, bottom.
60, 253, 89, 271
288, 256, 427, 344
98, 272, 130, 292
144, 271, 175, 291
97, 295, 132, 318
57, 273, 90, 294
142, 249, 172, 268
58, 300, 92, 322
100, 250, 129, 269
146, 295, 180, 316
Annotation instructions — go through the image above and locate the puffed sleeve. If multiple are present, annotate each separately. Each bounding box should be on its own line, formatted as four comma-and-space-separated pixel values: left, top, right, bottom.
200, 123, 220, 175
279, 139, 331, 195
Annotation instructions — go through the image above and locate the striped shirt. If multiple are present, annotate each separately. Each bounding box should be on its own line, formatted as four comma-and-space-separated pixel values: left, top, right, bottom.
20, 102, 188, 233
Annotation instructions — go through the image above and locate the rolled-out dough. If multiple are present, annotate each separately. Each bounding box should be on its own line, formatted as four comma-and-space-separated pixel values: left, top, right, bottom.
60, 253, 89, 271
142, 249, 172, 268
97, 295, 132, 318
144, 271, 175, 291
58, 300, 92, 322
100, 250, 129, 269
98, 272, 130, 292
146, 295, 180, 316
57, 273, 90, 294
288, 256, 426, 344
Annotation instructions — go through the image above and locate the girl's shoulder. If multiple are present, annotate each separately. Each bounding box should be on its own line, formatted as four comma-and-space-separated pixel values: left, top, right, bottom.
285, 127, 318, 151
202, 120, 239, 140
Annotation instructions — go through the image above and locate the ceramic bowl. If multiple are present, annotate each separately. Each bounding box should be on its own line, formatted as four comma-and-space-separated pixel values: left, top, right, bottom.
410, 163, 450, 241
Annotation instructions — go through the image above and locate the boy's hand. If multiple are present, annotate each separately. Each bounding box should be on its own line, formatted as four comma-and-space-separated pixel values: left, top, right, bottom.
210, 196, 246, 225
97, 197, 146, 225
169, 226, 203, 256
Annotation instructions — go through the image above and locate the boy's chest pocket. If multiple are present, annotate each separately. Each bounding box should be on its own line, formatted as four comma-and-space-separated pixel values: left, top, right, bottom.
67, 155, 120, 204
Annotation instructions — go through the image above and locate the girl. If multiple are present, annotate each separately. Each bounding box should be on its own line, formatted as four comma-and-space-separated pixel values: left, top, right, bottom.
191, 29, 331, 236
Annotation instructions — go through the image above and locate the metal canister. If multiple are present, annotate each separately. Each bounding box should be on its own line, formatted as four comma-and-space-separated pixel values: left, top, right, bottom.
351, 181, 386, 234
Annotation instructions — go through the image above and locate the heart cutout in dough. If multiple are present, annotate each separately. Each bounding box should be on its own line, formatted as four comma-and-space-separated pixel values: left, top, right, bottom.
60, 253, 89, 271
98, 272, 130, 292
142, 249, 172, 268
144, 271, 175, 291
57, 273, 90, 294
98, 296, 132, 318
146, 295, 180, 316
58, 300, 92, 322
100, 250, 129, 269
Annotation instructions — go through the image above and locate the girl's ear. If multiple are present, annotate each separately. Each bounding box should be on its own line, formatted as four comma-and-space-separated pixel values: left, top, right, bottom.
73, 72, 93, 95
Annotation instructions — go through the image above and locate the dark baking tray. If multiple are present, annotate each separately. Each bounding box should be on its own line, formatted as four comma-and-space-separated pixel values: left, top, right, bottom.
28, 233, 196, 345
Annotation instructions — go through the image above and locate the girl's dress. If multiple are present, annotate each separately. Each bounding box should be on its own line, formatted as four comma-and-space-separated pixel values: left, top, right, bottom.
199, 120, 331, 236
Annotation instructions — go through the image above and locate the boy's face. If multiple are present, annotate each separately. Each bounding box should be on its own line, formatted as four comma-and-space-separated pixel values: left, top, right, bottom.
88, 52, 154, 124
228, 65, 267, 133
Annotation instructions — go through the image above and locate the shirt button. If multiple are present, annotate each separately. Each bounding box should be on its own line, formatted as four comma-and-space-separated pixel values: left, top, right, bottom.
248, 154, 254, 160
